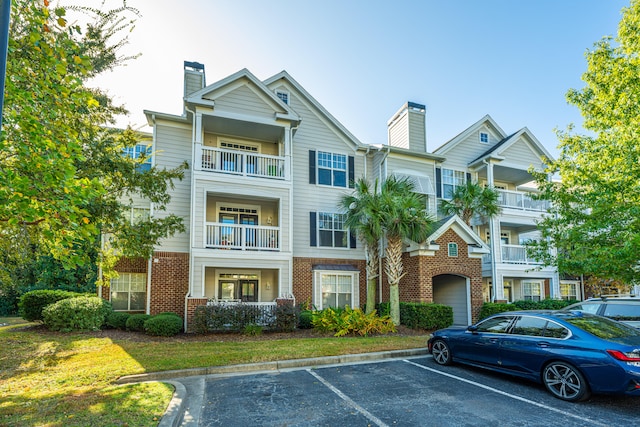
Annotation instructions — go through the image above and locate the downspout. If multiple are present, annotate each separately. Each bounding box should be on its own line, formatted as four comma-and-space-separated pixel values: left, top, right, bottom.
185, 106, 197, 322
288, 121, 300, 298
484, 159, 499, 302
146, 114, 158, 315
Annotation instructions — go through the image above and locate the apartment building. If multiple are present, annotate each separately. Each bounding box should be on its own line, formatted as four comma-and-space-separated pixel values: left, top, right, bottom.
102, 62, 574, 329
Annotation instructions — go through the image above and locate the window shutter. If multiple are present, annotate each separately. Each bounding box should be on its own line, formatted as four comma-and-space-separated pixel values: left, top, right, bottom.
348, 156, 355, 188
309, 212, 317, 247
309, 150, 316, 184
466, 172, 471, 183
349, 231, 357, 249
435, 168, 442, 198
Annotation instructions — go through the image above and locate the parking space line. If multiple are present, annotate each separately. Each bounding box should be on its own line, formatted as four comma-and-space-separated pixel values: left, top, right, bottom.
306, 369, 389, 427
403, 360, 608, 427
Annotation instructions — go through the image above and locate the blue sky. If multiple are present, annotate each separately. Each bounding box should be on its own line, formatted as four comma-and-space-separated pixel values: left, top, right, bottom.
92, 0, 630, 157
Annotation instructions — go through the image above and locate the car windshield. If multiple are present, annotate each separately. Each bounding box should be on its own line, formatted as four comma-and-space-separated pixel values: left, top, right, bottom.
565, 315, 640, 339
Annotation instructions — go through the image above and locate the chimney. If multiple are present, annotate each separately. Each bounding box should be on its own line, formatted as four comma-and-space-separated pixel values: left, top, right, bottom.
183, 60, 206, 100
387, 101, 426, 153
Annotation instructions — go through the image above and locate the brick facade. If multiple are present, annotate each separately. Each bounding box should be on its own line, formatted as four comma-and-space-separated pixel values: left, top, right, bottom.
149, 251, 190, 316
293, 257, 366, 309
98, 257, 148, 302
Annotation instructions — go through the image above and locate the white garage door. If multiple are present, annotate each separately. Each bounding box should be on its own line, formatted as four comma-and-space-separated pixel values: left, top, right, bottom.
433, 275, 469, 326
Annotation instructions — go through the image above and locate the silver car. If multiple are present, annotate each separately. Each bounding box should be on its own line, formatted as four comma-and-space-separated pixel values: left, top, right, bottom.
563, 296, 640, 328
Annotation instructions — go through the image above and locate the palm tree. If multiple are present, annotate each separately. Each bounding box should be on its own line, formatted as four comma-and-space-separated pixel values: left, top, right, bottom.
340, 178, 383, 314
378, 176, 435, 325
440, 181, 500, 226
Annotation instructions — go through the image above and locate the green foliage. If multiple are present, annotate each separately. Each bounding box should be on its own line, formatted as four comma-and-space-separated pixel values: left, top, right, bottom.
105, 311, 130, 330
275, 302, 299, 332
479, 299, 578, 320
531, 1, 640, 283
399, 303, 454, 330
125, 313, 150, 332
243, 323, 263, 336
143, 314, 183, 337
190, 304, 279, 333
311, 306, 396, 337
478, 302, 516, 320
42, 296, 112, 332
439, 181, 500, 225
298, 310, 314, 329
18, 289, 84, 322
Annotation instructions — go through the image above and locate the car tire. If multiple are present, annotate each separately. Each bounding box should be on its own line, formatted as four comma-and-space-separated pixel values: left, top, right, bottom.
431, 339, 453, 366
542, 361, 590, 402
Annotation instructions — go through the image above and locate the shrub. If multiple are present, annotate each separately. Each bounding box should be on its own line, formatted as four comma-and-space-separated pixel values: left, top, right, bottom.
513, 298, 577, 311
144, 314, 183, 336
275, 301, 299, 332
126, 314, 151, 332
105, 311, 131, 330
18, 289, 84, 322
190, 304, 276, 334
312, 306, 396, 337
400, 303, 453, 330
42, 296, 112, 332
157, 311, 182, 319
478, 302, 515, 320
243, 323, 263, 336
298, 310, 313, 329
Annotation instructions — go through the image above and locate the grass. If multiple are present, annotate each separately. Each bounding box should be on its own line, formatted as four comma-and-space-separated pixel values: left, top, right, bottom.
0, 317, 428, 427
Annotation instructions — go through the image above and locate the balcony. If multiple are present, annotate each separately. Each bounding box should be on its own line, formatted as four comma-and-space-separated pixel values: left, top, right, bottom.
497, 189, 549, 212
199, 146, 285, 179
205, 222, 279, 251
483, 244, 544, 265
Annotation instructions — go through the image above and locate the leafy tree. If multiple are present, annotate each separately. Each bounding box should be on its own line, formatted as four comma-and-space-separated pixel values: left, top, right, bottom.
0, 1, 186, 309
439, 180, 500, 226
532, 0, 640, 284
340, 178, 383, 314
378, 176, 434, 325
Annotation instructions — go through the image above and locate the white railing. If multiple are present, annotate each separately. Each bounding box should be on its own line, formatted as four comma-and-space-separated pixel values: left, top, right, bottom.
205, 222, 280, 251
496, 189, 549, 212
200, 146, 285, 179
483, 244, 543, 265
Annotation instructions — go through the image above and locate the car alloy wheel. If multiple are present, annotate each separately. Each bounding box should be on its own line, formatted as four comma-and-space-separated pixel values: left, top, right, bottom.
542, 362, 590, 402
431, 339, 452, 365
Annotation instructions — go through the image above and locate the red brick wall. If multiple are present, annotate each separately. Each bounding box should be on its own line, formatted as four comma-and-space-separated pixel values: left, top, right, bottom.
98, 257, 148, 301
149, 251, 189, 316
293, 257, 366, 309
186, 297, 208, 332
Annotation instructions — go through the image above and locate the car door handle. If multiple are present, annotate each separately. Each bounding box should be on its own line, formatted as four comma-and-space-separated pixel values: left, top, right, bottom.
537, 342, 550, 348
489, 338, 499, 344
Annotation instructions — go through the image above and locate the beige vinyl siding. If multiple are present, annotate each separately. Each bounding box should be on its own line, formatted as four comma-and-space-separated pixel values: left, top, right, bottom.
213, 83, 276, 120
202, 132, 279, 155
408, 111, 426, 152
154, 122, 192, 252
499, 139, 547, 171
388, 113, 409, 149
438, 133, 489, 171
286, 90, 365, 259
184, 71, 204, 97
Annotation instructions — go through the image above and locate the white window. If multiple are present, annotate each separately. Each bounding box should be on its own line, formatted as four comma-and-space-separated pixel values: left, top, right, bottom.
111, 273, 146, 311
318, 212, 348, 248
314, 270, 359, 310
123, 143, 152, 172
442, 168, 465, 199
480, 132, 489, 143
448, 242, 458, 257
317, 151, 347, 187
560, 283, 578, 301
276, 90, 289, 105
523, 281, 542, 302
130, 207, 150, 225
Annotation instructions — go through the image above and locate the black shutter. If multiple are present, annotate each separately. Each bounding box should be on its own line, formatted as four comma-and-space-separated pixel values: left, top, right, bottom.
349, 231, 357, 249
435, 168, 442, 198
466, 172, 471, 183
309, 150, 316, 184
310, 212, 317, 247
348, 155, 355, 188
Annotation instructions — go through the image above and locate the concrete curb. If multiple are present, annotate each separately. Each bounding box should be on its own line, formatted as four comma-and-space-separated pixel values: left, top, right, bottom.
157, 381, 185, 427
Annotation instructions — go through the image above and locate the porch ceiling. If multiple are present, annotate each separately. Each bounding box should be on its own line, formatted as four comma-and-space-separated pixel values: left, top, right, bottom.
476, 164, 534, 186
202, 115, 283, 142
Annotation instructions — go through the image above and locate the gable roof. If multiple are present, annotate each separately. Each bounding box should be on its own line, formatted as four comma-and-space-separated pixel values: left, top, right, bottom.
185, 68, 301, 124
263, 71, 365, 150
432, 115, 506, 155
468, 127, 554, 168
405, 215, 489, 256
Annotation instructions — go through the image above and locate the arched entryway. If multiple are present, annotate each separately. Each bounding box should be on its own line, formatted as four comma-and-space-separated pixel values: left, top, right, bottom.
433, 274, 470, 326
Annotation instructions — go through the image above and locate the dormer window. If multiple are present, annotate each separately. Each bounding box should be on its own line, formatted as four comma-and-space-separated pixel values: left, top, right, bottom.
479, 132, 489, 144
276, 90, 289, 105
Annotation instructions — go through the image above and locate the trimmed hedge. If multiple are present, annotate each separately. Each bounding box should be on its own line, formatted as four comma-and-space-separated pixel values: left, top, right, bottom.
126, 314, 151, 332
18, 289, 85, 322
105, 312, 131, 330
298, 310, 313, 329
42, 296, 112, 332
479, 299, 580, 320
376, 302, 454, 330
144, 314, 183, 336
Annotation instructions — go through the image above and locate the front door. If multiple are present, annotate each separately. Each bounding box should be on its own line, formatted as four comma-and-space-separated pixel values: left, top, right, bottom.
240, 280, 258, 302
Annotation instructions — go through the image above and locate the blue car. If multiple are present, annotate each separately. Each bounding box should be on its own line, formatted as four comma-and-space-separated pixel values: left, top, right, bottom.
427, 310, 640, 402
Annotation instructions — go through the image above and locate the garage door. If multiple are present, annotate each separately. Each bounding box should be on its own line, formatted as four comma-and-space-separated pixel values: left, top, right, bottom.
433, 275, 469, 326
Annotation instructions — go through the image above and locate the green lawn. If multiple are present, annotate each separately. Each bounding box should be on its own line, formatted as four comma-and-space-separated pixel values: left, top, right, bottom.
0, 317, 428, 427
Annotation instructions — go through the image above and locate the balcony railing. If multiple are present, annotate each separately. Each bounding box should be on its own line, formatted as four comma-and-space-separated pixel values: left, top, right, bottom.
200, 146, 285, 179
205, 222, 280, 251
483, 244, 544, 265
496, 189, 549, 212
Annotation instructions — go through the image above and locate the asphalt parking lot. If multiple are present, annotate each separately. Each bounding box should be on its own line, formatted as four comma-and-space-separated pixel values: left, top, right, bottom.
172, 356, 638, 426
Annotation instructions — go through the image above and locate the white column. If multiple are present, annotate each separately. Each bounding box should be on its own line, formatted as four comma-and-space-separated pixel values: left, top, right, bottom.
193, 112, 203, 171
284, 126, 291, 181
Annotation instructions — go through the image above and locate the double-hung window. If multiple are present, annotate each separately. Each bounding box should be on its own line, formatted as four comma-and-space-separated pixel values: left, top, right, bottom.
124, 143, 152, 172
523, 281, 542, 301
560, 283, 577, 301
318, 151, 347, 187
318, 212, 347, 248
321, 273, 353, 309
441, 168, 465, 199
111, 273, 146, 311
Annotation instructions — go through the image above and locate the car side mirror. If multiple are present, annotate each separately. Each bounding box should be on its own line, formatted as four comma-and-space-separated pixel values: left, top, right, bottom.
467, 325, 478, 334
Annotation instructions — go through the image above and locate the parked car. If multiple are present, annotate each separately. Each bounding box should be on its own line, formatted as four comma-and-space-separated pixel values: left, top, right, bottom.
562, 296, 640, 328
427, 311, 640, 402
